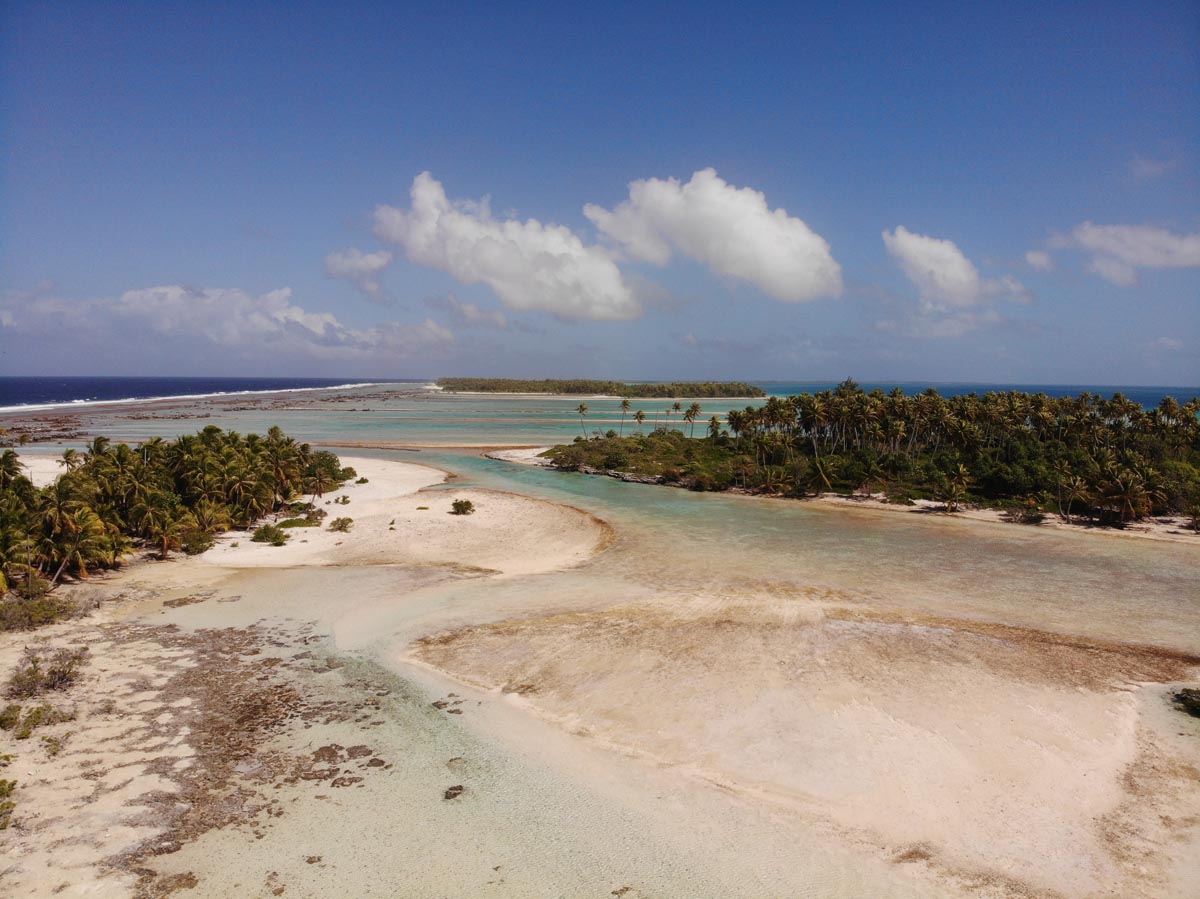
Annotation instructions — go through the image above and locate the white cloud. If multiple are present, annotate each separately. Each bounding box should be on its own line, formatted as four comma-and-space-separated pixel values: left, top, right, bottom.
426, 293, 508, 329
1025, 250, 1053, 272
584, 167, 842, 302
0, 285, 454, 363
1130, 156, 1174, 181
882, 226, 1027, 310
880, 227, 1028, 337
324, 247, 393, 300
1148, 336, 1183, 353
1055, 221, 1200, 285
374, 172, 639, 321
1086, 255, 1137, 287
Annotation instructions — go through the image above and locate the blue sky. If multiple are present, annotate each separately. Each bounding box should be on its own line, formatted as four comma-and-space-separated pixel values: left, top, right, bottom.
2, 1, 1197, 385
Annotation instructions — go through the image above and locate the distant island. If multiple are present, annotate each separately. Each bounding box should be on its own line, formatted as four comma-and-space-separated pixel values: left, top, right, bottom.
435, 378, 766, 398
542, 380, 1200, 529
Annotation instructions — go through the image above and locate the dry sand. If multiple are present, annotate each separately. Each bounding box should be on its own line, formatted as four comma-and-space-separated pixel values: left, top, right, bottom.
15, 453, 64, 488
201, 457, 611, 576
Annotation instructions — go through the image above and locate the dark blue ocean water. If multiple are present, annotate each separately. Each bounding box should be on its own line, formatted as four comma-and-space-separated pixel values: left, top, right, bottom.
754, 381, 1199, 407
0, 376, 409, 412
1, 376, 1195, 414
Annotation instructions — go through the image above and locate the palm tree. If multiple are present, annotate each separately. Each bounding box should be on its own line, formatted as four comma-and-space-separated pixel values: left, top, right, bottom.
0, 449, 24, 490
634, 410, 646, 434
937, 463, 972, 512
707, 415, 722, 441
58, 448, 83, 471
1058, 474, 1090, 524
685, 402, 702, 437
576, 403, 589, 438
619, 398, 631, 437
85, 436, 111, 459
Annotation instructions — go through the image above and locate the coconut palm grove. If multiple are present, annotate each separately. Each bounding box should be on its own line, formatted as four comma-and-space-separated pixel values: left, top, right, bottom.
546, 382, 1200, 525
0, 426, 351, 620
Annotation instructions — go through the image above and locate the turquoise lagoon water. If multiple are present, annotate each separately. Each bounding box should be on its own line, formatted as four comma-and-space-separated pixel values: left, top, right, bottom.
18, 384, 1200, 652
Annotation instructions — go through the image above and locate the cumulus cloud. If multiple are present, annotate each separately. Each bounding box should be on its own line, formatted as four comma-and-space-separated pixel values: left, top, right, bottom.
879, 227, 1028, 337
1025, 250, 1053, 272
324, 247, 394, 300
0, 285, 454, 365
882, 226, 1027, 311
1051, 222, 1200, 285
584, 168, 842, 302
374, 172, 639, 321
425, 293, 508, 329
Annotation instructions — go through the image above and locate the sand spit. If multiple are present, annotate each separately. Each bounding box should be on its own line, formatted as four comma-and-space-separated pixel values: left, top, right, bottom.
484, 446, 554, 466
413, 596, 1200, 899
201, 457, 611, 576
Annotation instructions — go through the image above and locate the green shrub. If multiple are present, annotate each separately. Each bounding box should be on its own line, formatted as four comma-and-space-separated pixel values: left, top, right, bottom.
251, 524, 289, 546
1174, 689, 1200, 718
355, 477, 369, 484
328, 517, 353, 532
603, 452, 628, 470
12, 704, 74, 739
11, 575, 51, 602
181, 530, 215, 555
0, 705, 20, 730
6, 647, 88, 699
450, 499, 475, 515
0, 778, 14, 830
339, 467, 358, 480
0, 594, 74, 632
1002, 502, 1047, 525
278, 517, 319, 528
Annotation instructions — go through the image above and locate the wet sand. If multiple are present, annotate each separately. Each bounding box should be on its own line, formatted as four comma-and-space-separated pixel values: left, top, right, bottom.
1, 456, 1197, 898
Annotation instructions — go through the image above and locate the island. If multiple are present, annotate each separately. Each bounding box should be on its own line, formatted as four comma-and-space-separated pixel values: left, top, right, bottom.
541, 380, 1200, 530
435, 378, 767, 398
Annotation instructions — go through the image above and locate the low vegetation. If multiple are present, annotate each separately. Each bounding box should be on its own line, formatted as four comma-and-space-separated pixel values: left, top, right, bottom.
6, 646, 88, 699
545, 382, 1200, 527
0, 427, 353, 620
2, 703, 75, 740
1174, 689, 1200, 718
436, 378, 766, 398
251, 524, 289, 546
450, 499, 476, 515
0, 775, 15, 830
328, 517, 353, 532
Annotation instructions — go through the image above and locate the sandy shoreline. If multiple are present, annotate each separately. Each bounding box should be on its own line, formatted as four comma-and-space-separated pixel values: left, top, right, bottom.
2, 453, 1198, 899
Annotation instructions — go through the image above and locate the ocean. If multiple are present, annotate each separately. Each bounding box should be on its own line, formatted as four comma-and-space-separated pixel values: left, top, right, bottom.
0, 376, 1195, 415
0, 376, 415, 413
